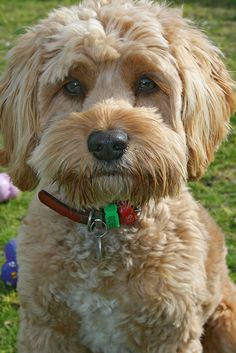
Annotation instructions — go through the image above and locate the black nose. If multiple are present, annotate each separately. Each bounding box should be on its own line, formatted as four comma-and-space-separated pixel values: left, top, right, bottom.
88, 129, 128, 162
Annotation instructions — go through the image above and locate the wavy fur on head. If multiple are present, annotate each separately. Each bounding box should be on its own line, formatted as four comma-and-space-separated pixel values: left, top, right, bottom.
0, 1, 236, 353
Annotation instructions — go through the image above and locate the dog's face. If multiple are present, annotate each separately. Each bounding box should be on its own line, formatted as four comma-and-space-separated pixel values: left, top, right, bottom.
0, 0, 235, 208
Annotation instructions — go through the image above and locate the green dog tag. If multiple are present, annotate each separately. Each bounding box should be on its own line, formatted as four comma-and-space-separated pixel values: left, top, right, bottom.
104, 204, 120, 229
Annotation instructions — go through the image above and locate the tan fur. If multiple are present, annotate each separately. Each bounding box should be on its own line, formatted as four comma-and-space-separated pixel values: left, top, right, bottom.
0, 1, 236, 352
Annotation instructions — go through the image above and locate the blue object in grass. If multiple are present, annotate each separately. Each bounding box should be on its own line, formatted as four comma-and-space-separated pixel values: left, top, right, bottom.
1, 239, 18, 287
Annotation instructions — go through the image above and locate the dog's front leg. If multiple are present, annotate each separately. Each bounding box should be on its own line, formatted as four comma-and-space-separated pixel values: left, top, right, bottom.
17, 308, 90, 353
143, 330, 203, 353
129, 301, 204, 353
155, 331, 203, 353
177, 338, 203, 353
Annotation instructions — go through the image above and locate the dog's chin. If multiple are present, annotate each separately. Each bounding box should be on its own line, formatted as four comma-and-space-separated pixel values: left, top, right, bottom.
60, 173, 145, 209
35, 153, 186, 209
49, 165, 182, 210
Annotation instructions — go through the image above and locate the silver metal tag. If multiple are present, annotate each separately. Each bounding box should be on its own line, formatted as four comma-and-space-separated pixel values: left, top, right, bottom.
89, 218, 107, 260
95, 235, 103, 261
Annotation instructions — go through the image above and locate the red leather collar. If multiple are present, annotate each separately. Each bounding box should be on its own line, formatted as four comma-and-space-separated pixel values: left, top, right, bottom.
38, 190, 139, 229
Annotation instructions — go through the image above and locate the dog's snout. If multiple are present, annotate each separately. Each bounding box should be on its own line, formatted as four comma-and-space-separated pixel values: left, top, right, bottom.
88, 130, 128, 162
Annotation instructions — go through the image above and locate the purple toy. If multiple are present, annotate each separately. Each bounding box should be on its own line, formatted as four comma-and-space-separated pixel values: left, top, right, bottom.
5, 239, 17, 262
1, 239, 18, 287
0, 173, 20, 202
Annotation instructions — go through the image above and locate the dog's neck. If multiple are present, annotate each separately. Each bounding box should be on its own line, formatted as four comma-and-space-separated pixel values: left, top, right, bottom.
38, 190, 139, 231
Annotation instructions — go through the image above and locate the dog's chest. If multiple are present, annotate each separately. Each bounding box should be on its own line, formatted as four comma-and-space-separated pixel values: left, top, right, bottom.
66, 227, 135, 353
70, 288, 130, 353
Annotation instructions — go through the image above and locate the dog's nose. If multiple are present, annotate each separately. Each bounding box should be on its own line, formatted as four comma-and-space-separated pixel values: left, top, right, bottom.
88, 129, 128, 162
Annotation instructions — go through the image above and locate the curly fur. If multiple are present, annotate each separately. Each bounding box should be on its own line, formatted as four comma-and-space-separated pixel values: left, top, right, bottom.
0, 1, 236, 352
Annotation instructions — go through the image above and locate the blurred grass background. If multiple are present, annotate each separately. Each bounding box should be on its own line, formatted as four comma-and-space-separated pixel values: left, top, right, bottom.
0, 0, 235, 352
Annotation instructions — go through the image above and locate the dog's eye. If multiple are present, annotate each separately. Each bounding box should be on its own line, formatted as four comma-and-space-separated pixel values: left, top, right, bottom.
63, 80, 83, 96
136, 77, 158, 94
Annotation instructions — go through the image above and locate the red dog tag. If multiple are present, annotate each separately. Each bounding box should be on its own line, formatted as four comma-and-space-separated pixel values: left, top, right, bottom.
118, 202, 137, 225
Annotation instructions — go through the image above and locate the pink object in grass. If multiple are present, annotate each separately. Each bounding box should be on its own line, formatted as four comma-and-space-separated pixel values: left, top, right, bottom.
0, 173, 20, 202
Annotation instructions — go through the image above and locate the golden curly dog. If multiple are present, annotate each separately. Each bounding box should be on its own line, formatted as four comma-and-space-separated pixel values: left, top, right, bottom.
0, 1, 236, 352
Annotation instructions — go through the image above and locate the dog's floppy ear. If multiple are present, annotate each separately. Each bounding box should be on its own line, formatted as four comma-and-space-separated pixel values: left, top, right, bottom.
0, 30, 42, 190
170, 18, 236, 180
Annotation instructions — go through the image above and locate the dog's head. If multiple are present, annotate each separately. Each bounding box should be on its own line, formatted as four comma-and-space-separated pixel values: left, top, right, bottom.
0, 0, 235, 207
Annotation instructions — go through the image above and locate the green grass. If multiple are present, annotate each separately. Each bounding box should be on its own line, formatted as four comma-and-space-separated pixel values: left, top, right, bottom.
0, 0, 235, 352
